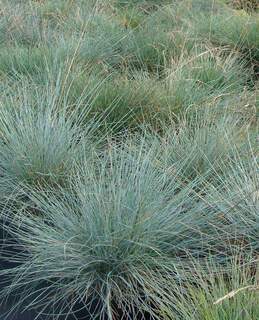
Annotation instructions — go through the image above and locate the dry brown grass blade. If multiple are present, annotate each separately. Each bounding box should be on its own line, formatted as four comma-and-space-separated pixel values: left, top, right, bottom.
213, 285, 259, 305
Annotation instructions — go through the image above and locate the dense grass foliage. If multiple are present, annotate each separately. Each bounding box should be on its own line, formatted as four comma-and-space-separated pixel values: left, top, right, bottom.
0, 77, 103, 202
0, 0, 258, 319
147, 112, 243, 181
0, 145, 233, 319
163, 256, 259, 319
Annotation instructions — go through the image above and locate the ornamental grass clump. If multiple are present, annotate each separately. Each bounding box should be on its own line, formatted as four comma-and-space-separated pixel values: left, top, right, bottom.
145, 110, 243, 182
204, 138, 259, 251
0, 143, 231, 319
166, 48, 250, 101
193, 7, 259, 63
0, 79, 100, 201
